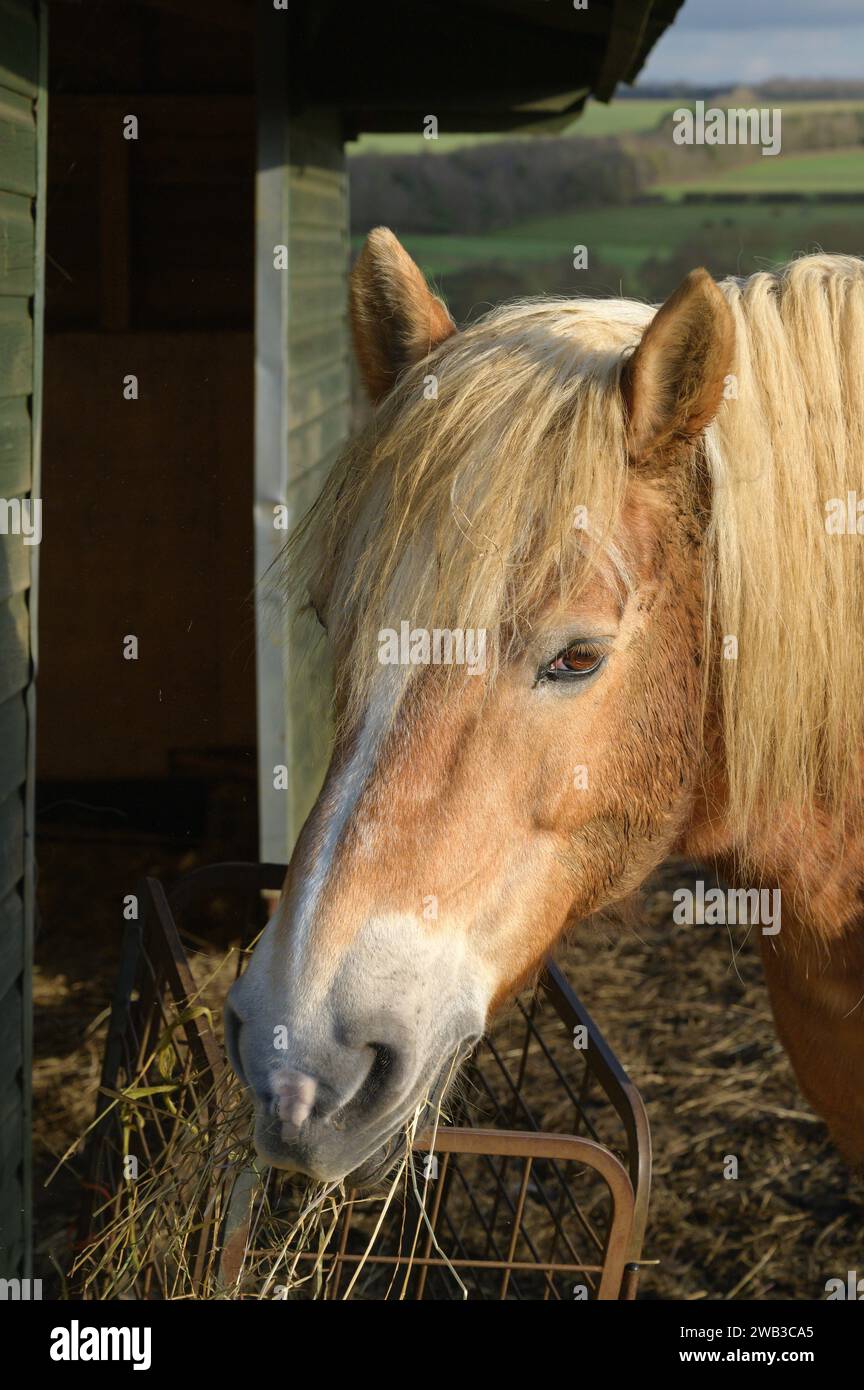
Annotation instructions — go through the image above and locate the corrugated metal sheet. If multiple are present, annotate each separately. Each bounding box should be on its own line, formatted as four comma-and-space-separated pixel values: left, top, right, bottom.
0, 0, 44, 1280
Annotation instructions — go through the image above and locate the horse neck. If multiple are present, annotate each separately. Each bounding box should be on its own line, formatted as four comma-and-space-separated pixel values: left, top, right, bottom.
677, 764, 864, 946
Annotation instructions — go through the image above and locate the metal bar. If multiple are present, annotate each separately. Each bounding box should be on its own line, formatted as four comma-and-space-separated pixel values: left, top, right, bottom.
327, 1194, 355, 1301
499, 1156, 533, 1299
544, 961, 652, 1270
413, 1126, 635, 1300
514, 996, 603, 1142
290, 1251, 605, 1275
458, 1055, 607, 1260
144, 877, 225, 1081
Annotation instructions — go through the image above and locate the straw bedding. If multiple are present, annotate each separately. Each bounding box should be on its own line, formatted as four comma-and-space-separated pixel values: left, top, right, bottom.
35, 854, 862, 1300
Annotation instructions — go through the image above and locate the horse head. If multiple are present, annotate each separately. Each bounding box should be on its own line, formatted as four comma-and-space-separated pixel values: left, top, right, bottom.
227, 227, 738, 1183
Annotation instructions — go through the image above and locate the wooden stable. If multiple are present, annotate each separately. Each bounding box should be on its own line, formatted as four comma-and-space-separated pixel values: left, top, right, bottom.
0, 0, 682, 1278
0, 0, 45, 1283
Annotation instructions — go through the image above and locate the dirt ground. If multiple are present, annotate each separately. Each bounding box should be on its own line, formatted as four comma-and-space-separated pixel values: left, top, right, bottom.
557, 874, 863, 1300
33, 830, 862, 1301
33, 823, 210, 1288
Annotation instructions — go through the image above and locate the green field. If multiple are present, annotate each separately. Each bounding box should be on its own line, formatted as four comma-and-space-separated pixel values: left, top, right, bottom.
349, 97, 864, 308
346, 100, 674, 155
369, 201, 864, 281
348, 98, 864, 156
657, 147, 864, 197
564, 98, 674, 136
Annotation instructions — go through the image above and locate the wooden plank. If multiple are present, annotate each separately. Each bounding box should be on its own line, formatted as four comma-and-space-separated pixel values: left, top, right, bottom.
277, 453, 335, 529
0, 889, 22, 1003
287, 162, 346, 193
287, 231, 348, 279
0, 1, 37, 98
0, 89, 34, 199
19, 0, 45, 1281
285, 442, 348, 498
287, 403, 351, 478
0, 1064, 25, 1265
282, 92, 346, 843
0, 396, 29, 494
255, 16, 349, 861
287, 359, 350, 433
0, 297, 31, 398
0, 188, 33, 298
0, 1102, 22, 1191
0, 693, 25, 800
0, 1067, 22, 1151
287, 323, 349, 377
287, 275, 347, 329
0, 1069, 20, 1131
0, 0, 38, 1288
0, 592, 28, 704
286, 175, 348, 229
0, 1173, 24, 1277
0, 970, 21, 1064
0, 1237, 23, 1277
0, 1146, 24, 1262
0, 791, 23, 901
0, 527, 30, 602
0, 1241, 22, 1275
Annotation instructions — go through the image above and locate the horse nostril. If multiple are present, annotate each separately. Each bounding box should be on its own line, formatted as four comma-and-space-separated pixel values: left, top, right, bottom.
223, 999, 247, 1088
272, 1070, 318, 1129
355, 1043, 398, 1111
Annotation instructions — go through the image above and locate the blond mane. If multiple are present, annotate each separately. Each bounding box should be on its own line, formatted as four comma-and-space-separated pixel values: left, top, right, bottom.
285, 253, 864, 837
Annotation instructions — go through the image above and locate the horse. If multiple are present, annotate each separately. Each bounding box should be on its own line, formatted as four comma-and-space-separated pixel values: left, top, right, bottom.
226, 228, 864, 1185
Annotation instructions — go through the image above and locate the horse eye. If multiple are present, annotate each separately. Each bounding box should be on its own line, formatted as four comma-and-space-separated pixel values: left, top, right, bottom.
539, 643, 605, 682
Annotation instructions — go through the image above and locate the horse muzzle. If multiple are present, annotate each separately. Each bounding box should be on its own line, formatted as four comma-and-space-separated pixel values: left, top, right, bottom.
224, 985, 480, 1184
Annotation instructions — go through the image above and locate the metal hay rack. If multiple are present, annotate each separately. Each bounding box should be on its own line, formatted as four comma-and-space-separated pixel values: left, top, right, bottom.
78, 863, 652, 1300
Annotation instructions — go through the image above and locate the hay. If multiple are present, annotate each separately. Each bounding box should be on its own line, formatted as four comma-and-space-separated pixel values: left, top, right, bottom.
554, 859, 864, 1301
43, 852, 864, 1300
64, 923, 631, 1300
65, 944, 469, 1300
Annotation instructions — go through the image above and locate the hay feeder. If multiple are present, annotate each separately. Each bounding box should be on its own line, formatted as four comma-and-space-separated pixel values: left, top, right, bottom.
76, 863, 652, 1301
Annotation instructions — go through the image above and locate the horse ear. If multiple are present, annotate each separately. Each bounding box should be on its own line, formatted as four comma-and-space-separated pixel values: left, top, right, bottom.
350, 227, 457, 403
622, 268, 735, 463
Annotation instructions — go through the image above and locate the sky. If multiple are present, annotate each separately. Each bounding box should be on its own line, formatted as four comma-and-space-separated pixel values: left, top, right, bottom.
639, 0, 864, 84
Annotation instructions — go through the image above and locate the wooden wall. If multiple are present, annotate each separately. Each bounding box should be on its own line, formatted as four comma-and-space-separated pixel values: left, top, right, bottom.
38, 23, 257, 782
256, 24, 350, 861
39, 331, 255, 780
0, 0, 45, 1280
